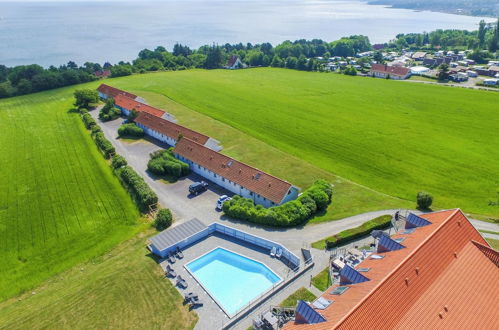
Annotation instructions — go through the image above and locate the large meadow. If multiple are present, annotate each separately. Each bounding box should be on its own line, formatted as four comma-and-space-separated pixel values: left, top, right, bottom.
113, 68, 499, 219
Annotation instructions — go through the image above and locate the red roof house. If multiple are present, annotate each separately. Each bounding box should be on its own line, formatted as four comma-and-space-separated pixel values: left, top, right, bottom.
114, 94, 166, 118
370, 64, 411, 80
97, 84, 137, 99
284, 209, 499, 330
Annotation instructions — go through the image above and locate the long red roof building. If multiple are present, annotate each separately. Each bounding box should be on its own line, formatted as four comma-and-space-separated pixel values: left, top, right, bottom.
97, 83, 137, 99
114, 94, 166, 118
285, 209, 498, 330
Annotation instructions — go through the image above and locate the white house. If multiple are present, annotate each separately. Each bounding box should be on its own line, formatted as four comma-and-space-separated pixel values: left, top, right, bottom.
97, 83, 137, 100
370, 64, 411, 80
135, 112, 222, 151
224, 55, 247, 69
173, 138, 300, 207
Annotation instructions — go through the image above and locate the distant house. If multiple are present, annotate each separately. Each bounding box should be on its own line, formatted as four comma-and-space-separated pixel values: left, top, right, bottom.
97, 84, 137, 100
94, 70, 111, 78
135, 112, 222, 151
411, 52, 427, 61
410, 66, 430, 75
114, 94, 176, 122
370, 64, 411, 80
173, 138, 299, 207
483, 79, 498, 86
224, 55, 246, 69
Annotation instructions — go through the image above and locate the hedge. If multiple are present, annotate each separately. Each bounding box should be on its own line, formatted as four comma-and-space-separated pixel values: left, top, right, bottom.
154, 208, 173, 231
92, 132, 115, 159
111, 154, 127, 169
116, 165, 158, 212
118, 123, 144, 138
311, 214, 392, 250
222, 179, 333, 227
81, 113, 96, 129
147, 149, 189, 179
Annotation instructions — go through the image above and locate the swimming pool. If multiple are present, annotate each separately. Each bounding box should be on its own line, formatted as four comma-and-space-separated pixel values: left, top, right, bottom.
185, 247, 281, 316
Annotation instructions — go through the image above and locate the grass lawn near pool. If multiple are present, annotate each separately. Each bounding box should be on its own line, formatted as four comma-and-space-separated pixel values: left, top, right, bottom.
0, 88, 141, 301
280, 287, 317, 307
110, 69, 499, 219
0, 229, 198, 329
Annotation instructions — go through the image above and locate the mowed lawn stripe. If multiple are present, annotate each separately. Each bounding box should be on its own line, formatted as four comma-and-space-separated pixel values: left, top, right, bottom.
0, 90, 140, 301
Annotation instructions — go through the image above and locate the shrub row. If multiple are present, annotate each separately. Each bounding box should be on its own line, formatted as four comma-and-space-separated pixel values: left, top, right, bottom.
147, 149, 189, 179
222, 179, 333, 227
324, 215, 392, 249
81, 112, 96, 129
92, 132, 115, 159
116, 166, 158, 212
118, 123, 145, 138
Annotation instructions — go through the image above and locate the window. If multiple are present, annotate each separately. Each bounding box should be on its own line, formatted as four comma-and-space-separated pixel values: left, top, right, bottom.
197, 165, 200, 169
250, 192, 253, 196
214, 173, 217, 178
222, 178, 225, 182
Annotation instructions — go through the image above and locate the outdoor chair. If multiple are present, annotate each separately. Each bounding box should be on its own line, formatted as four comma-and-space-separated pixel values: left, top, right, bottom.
166, 265, 177, 278
176, 247, 184, 259
176, 275, 188, 289
276, 248, 283, 259
168, 252, 176, 264
270, 246, 277, 257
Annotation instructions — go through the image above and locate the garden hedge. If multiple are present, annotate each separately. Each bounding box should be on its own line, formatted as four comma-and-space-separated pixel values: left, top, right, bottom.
116, 165, 158, 212
147, 149, 189, 179
118, 123, 144, 138
92, 132, 115, 159
222, 179, 333, 227
323, 214, 392, 249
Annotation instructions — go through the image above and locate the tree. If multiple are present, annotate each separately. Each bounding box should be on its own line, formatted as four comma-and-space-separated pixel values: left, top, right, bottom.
437, 63, 449, 81
270, 55, 284, 67
128, 109, 139, 122
74, 89, 99, 109
489, 17, 499, 53
373, 51, 384, 63
99, 97, 121, 121
154, 209, 173, 231
478, 20, 487, 49
417, 192, 433, 210
204, 44, 224, 69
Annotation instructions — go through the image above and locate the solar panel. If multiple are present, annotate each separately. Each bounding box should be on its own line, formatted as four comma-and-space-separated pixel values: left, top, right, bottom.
295, 300, 327, 324
377, 235, 405, 253
340, 265, 370, 285
405, 213, 432, 228
330, 286, 350, 295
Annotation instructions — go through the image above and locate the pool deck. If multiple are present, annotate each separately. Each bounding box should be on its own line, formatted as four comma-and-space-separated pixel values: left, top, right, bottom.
160, 232, 304, 329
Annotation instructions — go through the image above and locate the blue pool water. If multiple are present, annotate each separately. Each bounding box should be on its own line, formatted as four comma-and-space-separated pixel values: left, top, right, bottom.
186, 247, 280, 316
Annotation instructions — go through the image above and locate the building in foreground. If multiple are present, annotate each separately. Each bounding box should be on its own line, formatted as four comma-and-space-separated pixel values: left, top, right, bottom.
134, 112, 221, 151
285, 209, 498, 329
97, 83, 137, 100
173, 137, 299, 207
114, 94, 176, 122
370, 64, 411, 80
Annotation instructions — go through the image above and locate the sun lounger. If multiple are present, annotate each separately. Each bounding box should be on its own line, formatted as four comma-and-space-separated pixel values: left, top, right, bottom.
270, 246, 277, 257
188, 298, 203, 307
276, 248, 283, 259
168, 252, 176, 264
166, 265, 176, 278
184, 292, 198, 302
176, 275, 188, 289
176, 247, 184, 259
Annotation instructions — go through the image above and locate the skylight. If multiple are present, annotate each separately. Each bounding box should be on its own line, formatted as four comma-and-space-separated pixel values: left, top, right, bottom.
255, 173, 261, 180
357, 268, 371, 272
394, 237, 406, 243
330, 286, 349, 295
371, 254, 385, 259
401, 228, 415, 235
227, 160, 233, 167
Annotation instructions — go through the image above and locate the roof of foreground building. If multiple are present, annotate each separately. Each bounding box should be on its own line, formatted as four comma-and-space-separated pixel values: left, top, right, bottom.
284, 209, 499, 330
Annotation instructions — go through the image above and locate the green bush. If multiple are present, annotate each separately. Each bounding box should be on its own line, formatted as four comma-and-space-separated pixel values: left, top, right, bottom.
222, 179, 333, 227
91, 125, 102, 134
99, 97, 121, 121
111, 154, 127, 169
417, 191, 433, 210
118, 123, 144, 138
92, 132, 115, 159
147, 149, 189, 179
116, 165, 158, 212
154, 208, 173, 231
313, 215, 392, 250
81, 113, 96, 129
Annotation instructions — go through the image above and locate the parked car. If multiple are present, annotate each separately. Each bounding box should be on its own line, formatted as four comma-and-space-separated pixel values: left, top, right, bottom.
189, 181, 208, 195
216, 195, 232, 210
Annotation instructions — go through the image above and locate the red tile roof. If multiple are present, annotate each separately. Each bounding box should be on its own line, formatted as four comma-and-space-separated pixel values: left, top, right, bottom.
97, 84, 137, 99
94, 70, 111, 78
284, 209, 498, 330
371, 64, 410, 76
114, 95, 165, 118
173, 138, 293, 204
135, 112, 209, 145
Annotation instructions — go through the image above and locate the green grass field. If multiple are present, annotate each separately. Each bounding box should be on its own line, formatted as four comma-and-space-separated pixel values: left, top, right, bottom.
311, 267, 331, 292
109, 68, 499, 219
0, 230, 197, 329
0, 89, 141, 300
280, 287, 317, 307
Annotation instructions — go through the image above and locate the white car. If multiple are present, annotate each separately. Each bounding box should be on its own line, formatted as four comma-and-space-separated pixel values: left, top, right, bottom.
216, 195, 232, 210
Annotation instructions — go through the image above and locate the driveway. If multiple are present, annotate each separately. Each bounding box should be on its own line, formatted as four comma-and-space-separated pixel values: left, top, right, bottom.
90, 109, 499, 253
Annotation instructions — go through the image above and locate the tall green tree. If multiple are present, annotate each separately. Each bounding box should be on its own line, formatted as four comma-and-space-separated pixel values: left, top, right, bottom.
204, 45, 224, 69
489, 17, 499, 53
478, 20, 487, 49
74, 89, 99, 109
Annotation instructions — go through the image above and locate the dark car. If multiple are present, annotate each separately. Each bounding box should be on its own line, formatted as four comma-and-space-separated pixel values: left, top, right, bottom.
189, 181, 208, 195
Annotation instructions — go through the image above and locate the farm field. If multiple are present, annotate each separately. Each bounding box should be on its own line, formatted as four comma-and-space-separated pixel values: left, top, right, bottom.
109, 68, 499, 219
0, 89, 141, 301
0, 230, 197, 329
